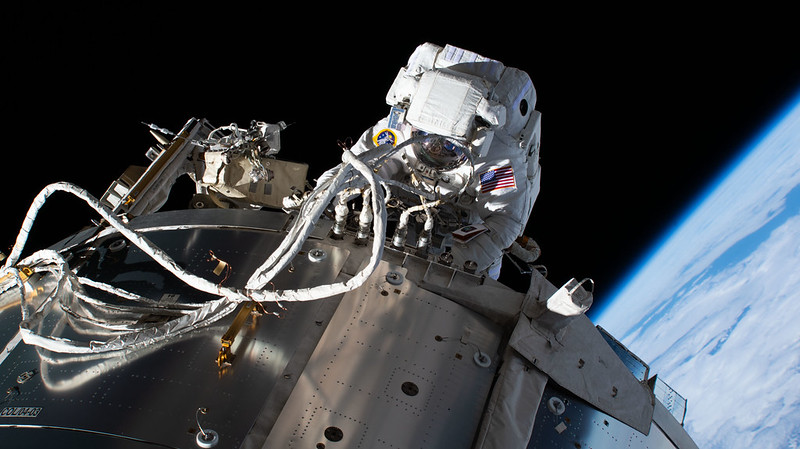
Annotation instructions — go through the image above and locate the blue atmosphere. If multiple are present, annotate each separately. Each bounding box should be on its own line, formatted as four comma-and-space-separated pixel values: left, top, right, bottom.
597, 90, 800, 448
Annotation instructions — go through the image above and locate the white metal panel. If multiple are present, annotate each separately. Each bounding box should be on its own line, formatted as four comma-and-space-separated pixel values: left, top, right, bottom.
265, 262, 503, 448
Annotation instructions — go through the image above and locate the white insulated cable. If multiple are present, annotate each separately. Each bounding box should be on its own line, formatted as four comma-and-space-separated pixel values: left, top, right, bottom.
246, 148, 388, 301
1, 143, 395, 354
3, 182, 249, 304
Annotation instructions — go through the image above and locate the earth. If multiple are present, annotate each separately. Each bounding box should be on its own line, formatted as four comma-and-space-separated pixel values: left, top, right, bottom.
596, 94, 800, 448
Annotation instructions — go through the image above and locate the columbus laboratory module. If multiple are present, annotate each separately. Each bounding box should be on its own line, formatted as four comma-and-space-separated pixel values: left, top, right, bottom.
0, 43, 698, 448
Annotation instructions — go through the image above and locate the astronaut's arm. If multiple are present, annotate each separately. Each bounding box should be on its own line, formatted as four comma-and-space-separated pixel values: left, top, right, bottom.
452, 155, 541, 275
450, 207, 526, 273
450, 170, 532, 274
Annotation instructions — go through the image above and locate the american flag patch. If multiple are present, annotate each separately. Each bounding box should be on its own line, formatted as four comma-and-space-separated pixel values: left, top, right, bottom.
479, 165, 515, 193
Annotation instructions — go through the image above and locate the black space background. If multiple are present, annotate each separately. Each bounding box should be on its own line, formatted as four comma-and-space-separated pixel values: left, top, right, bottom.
4, 6, 799, 315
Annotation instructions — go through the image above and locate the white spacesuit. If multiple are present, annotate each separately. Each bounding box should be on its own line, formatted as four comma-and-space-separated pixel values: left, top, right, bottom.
319, 43, 542, 279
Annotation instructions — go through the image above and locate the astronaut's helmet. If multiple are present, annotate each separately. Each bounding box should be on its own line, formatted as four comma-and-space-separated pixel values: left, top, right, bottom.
410, 130, 468, 171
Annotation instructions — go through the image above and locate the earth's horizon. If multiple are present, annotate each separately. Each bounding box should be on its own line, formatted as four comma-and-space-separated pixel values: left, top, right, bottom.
596, 91, 800, 448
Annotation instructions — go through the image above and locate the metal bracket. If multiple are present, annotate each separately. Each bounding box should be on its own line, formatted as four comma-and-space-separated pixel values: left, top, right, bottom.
216, 301, 260, 368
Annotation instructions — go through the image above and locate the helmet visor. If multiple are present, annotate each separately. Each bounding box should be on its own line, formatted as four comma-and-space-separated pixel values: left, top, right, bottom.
411, 131, 467, 171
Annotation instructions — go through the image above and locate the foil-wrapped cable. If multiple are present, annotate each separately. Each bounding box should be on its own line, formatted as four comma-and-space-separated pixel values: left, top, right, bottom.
1, 141, 399, 354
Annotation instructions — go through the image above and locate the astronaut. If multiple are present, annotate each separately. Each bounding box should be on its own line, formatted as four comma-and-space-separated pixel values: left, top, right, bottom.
319, 43, 542, 279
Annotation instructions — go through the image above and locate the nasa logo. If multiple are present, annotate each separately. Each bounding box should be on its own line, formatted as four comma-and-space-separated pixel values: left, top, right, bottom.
1, 406, 42, 418
372, 129, 398, 147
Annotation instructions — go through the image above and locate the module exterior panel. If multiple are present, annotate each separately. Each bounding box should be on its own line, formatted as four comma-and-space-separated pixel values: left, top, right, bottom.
264, 262, 503, 448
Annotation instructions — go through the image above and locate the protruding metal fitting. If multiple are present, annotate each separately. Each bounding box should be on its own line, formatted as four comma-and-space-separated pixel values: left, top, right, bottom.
195, 408, 219, 448
385, 271, 403, 285
109, 239, 127, 252
196, 429, 219, 448
547, 397, 566, 415
16, 370, 36, 384
473, 351, 491, 368
308, 248, 327, 262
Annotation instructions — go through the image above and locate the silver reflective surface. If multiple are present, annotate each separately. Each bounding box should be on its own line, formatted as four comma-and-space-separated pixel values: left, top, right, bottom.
0, 211, 348, 448
0, 207, 700, 449
529, 382, 679, 449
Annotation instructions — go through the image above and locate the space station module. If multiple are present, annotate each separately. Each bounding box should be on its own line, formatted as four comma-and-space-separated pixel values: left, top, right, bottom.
319, 43, 542, 278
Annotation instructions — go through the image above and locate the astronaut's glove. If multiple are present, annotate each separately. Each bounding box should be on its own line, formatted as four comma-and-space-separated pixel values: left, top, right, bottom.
507, 236, 541, 263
